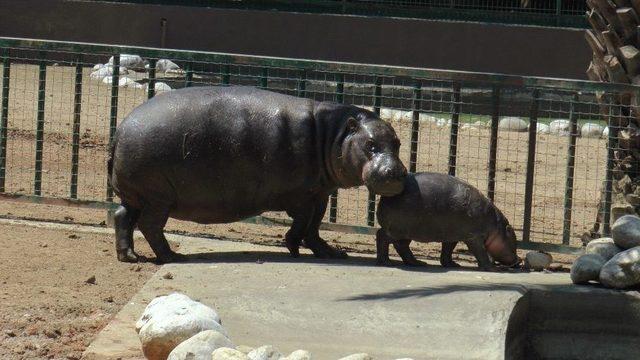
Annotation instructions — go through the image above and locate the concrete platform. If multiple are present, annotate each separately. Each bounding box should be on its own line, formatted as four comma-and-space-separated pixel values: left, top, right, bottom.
83, 233, 640, 360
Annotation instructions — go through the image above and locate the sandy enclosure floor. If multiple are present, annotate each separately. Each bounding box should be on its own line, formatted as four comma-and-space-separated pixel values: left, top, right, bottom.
0, 223, 158, 360
0, 63, 609, 247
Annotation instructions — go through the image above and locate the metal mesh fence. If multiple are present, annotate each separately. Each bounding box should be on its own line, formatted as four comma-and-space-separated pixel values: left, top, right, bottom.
82, 0, 588, 28
0, 38, 635, 250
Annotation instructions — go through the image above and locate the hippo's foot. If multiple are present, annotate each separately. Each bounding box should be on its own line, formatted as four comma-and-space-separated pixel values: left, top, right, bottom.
117, 248, 140, 263
286, 241, 301, 258
375, 257, 392, 266
440, 260, 461, 268
155, 250, 188, 264
402, 258, 428, 267
306, 238, 348, 259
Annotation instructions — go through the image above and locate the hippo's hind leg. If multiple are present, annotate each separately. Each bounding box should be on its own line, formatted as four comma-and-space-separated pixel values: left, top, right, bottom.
375, 229, 392, 266
285, 196, 348, 259
136, 204, 184, 264
393, 239, 426, 266
440, 242, 461, 268
114, 203, 140, 262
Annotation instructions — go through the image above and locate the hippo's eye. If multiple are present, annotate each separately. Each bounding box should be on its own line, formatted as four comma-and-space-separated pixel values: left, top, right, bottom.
366, 139, 378, 153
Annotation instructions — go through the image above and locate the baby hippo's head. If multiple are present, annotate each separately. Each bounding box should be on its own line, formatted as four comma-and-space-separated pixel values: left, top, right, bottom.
485, 213, 520, 268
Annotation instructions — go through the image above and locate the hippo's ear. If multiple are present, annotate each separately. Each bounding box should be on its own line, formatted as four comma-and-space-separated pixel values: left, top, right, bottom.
346, 117, 360, 134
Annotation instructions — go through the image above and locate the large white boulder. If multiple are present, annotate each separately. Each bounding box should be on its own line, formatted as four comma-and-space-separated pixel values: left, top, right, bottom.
338, 354, 373, 360
570, 254, 606, 285
602, 126, 610, 138
585, 237, 622, 261
247, 345, 283, 360
149, 81, 172, 93
150, 59, 182, 73
167, 330, 233, 360
380, 108, 411, 122
212, 348, 250, 360
549, 119, 571, 136
90, 65, 128, 80
109, 54, 146, 69
599, 246, 640, 289
611, 215, 640, 249
283, 350, 313, 360
536, 123, 550, 134
498, 117, 528, 132
136, 293, 226, 360
581, 123, 605, 138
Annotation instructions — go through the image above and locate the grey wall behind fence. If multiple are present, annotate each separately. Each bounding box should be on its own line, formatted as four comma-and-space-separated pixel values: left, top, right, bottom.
0, 0, 590, 80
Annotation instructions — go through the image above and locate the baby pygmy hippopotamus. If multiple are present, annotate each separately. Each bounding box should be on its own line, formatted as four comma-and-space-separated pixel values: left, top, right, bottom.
376, 172, 520, 270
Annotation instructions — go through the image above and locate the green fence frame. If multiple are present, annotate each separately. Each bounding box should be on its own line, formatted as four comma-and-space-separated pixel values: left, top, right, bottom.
0, 36, 636, 254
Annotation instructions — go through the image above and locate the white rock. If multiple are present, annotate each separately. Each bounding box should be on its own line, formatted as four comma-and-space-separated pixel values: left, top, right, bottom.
571, 254, 606, 285
90, 65, 128, 80
167, 330, 233, 360
149, 59, 181, 73
473, 120, 487, 128
93, 63, 104, 70
212, 348, 250, 360
338, 354, 373, 360
581, 123, 605, 138
525, 251, 552, 271
109, 54, 145, 69
283, 350, 312, 360
585, 237, 622, 261
498, 117, 528, 132
149, 81, 172, 93
536, 123, 550, 134
136, 293, 225, 360
380, 108, 411, 122
599, 246, 640, 289
602, 126, 609, 138
549, 119, 571, 136
611, 215, 640, 249
419, 113, 437, 123
247, 345, 282, 360
236, 345, 254, 354
436, 118, 450, 128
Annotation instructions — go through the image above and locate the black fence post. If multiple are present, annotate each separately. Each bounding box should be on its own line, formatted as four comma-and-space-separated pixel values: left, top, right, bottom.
562, 94, 579, 245
367, 77, 382, 226
260, 67, 268, 89
297, 70, 306, 98
448, 83, 461, 176
34, 52, 47, 196
106, 54, 120, 202
0, 48, 10, 193
330, 73, 344, 223
488, 86, 500, 202
147, 58, 156, 99
603, 104, 620, 236
522, 89, 540, 243
184, 61, 193, 88
221, 64, 230, 85
410, 81, 422, 173
70, 54, 83, 199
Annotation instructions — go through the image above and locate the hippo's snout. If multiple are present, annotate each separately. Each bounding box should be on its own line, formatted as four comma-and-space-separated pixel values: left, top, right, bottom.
364, 155, 407, 196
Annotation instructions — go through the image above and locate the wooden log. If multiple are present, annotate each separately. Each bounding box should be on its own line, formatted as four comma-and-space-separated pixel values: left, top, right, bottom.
586, 29, 608, 56
589, 10, 609, 36
617, 8, 640, 40
631, 0, 640, 15
613, 0, 631, 7
590, 0, 624, 34
620, 45, 640, 74
603, 29, 624, 55
605, 54, 631, 82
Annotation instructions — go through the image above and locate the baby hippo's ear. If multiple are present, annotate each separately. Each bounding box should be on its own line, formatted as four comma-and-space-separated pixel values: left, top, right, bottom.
347, 117, 360, 134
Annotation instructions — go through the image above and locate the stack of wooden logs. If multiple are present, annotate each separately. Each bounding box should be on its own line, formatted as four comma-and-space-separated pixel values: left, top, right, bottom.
586, 0, 640, 237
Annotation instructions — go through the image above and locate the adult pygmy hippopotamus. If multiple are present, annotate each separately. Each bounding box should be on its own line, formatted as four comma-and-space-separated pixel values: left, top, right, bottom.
109, 86, 407, 263
376, 172, 520, 270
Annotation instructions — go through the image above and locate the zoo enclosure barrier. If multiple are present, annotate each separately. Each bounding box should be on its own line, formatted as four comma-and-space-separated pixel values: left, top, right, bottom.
81, 0, 588, 28
0, 36, 635, 252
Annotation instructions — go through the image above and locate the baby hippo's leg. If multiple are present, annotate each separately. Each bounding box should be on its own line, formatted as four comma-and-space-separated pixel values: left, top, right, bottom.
393, 239, 427, 267
375, 229, 392, 266
440, 242, 461, 268
465, 236, 497, 272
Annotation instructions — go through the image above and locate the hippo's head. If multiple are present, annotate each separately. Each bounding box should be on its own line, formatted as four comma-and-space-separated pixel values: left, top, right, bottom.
486, 212, 520, 267
321, 104, 407, 196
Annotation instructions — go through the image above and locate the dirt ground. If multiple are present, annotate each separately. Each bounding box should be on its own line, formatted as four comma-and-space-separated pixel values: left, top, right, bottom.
0, 223, 158, 360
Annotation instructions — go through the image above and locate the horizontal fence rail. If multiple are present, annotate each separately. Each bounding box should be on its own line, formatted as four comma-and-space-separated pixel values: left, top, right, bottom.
0, 36, 636, 253
81, 0, 588, 28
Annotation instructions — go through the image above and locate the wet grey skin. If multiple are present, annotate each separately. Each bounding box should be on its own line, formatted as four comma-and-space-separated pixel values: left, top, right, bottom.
109, 86, 407, 263
376, 172, 520, 271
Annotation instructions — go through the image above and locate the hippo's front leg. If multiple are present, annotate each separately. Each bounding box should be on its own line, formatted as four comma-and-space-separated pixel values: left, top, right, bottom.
393, 239, 427, 266
285, 196, 348, 259
465, 237, 497, 271
375, 229, 391, 265
440, 242, 461, 268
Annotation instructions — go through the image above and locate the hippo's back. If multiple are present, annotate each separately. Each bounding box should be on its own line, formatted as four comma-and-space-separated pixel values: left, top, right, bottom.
377, 172, 498, 242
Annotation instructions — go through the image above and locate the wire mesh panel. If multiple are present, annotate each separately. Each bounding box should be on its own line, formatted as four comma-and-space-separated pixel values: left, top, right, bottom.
0, 37, 636, 250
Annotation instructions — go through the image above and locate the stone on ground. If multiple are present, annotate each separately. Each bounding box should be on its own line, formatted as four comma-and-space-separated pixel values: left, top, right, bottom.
525, 251, 553, 271
167, 330, 234, 360
570, 254, 606, 285
549, 119, 571, 136
283, 349, 313, 360
247, 345, 283, 360
581, 123, 605, 138
498, 117, 528, 132
212, 347, 250, 360
585, 237, 622, 261
536, 123, 550, 134
136, 293, 225, 360
599, 247, 640, 289
611, 215, 640, 249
